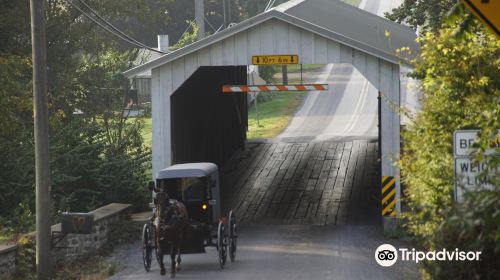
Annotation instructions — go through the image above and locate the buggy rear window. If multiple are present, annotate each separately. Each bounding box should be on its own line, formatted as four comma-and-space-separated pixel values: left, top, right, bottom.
157, 177, 206, 202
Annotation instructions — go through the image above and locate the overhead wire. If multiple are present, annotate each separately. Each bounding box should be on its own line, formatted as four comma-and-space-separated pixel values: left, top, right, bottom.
66, 0, 166, 54
68, 0, 165, 53
265, 0, 276, 11
205, 18, 217, 32
176, 17, 196, 42
76, 0, 160, 52
271, 0, 277, 10
264, 0, 271, 11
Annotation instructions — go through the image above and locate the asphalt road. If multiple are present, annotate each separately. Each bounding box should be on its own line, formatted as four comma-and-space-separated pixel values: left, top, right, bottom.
278, 0, 406, 142
278, 63, 379, 142
108, 225, 418, 280
107, 1, 420, 279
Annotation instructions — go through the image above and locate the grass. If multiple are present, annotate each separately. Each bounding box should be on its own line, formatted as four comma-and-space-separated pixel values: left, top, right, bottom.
138, 90, 306, 142
52, 256, 119, 280
247, 91, 306, 139
142, 117, 152, 148
142, 117, 153, 180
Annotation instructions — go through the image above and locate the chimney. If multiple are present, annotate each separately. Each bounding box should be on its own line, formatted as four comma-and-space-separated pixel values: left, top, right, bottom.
157, 35, 169, 52
194, 0, 205, 40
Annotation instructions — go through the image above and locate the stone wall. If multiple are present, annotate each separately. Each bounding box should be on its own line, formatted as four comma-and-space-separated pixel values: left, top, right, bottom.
0, 203, 131, 278
50, 203, 131, 262
0, 244, 17, 279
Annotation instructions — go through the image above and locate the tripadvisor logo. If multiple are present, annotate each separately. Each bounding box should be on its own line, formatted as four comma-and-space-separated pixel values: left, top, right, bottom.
375, 244, 482, 267
375, 244, 398, 267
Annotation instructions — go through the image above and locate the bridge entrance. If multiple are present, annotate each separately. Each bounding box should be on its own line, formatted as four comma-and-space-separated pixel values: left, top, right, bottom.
124, 0, 418, 225
170, 66, 247, 166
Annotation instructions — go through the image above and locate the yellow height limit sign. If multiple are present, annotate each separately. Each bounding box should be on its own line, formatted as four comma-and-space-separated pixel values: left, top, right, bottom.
252, 55, 298, 65
462, 0, 500, 37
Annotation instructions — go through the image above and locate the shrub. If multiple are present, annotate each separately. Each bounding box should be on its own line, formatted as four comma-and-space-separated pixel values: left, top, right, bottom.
401, 19, 499, 279
258, 66, 279, 84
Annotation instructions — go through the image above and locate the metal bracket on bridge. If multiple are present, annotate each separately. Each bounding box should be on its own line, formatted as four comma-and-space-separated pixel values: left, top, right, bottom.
222, 84, 328, 93
51, 212, 94, 249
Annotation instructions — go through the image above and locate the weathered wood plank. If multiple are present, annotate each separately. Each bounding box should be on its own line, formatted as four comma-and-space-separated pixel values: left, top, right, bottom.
222, 139, 379, 225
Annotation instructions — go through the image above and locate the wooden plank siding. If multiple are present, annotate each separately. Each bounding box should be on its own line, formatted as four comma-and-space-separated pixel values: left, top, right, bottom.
149, 18, 401, 214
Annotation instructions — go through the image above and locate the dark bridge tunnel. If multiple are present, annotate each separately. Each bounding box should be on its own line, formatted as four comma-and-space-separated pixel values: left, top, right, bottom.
171, 66, 248, 167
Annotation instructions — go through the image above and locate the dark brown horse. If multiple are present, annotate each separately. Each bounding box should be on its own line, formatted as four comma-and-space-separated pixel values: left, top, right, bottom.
154, 190, 189, 278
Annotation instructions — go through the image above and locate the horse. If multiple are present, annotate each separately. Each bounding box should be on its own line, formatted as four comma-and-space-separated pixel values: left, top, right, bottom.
153, 189, 189, 278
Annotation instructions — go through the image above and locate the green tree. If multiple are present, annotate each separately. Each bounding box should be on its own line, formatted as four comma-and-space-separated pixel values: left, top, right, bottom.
385, 0, 456, 31
400, 16, 500, 279
171, 20, 199, 50
0, 0, 152, 232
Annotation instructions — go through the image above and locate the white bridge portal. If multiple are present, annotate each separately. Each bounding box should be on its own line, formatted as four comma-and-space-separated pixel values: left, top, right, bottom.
124, 0, 419, 217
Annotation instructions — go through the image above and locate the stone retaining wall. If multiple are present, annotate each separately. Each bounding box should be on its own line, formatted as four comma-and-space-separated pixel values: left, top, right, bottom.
0, 244, 17, 279
0, 203, 131, 278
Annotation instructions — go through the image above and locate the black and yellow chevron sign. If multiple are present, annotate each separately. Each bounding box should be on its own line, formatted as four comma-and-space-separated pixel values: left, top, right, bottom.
381, 176, 396, 217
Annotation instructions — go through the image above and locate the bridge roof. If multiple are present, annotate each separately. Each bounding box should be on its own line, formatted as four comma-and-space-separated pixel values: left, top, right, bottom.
124, 0, 418, 78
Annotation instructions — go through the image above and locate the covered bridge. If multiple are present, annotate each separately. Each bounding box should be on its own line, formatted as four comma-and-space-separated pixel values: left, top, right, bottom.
124, 0, 418, 215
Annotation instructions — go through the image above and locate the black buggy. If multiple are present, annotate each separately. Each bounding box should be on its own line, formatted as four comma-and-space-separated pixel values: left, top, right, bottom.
141, 162, 238, 271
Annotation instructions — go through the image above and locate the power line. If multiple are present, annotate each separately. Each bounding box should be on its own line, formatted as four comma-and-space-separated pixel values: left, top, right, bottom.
67, 0, 157, 52
265, 0, 277, 11
76, 0, 156, 51
265, 0, 272, 11
205, 18, 217, 32
68, 0, 164, 53
176, 18, 196, 42
67, 0, 166, 54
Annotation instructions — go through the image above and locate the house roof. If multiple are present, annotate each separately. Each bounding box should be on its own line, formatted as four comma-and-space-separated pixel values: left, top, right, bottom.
124, 0, 418, 78
133, 48, 164, 78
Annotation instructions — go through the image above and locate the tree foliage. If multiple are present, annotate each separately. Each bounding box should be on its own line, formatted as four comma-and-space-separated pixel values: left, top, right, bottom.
171, 20, 199, 50
122, 0, 288, 47
1, 0, 292, 235
385, 0, 456, 32
0, 1, 152, 233
400, 12, 500, 279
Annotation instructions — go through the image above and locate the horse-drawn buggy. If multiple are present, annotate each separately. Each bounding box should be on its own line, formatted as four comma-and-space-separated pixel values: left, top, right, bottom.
141, 162, 237, 277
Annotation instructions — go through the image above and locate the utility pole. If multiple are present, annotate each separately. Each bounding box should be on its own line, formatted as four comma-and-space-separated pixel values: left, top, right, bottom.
227, 0, 231, 25
222, 0, 227, 28
282, 65, 288, 85
30, 0, 52, 279
195, 0, 205, 40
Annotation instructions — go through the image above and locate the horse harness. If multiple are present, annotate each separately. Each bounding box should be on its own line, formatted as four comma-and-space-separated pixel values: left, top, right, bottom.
155, 196, 185, 230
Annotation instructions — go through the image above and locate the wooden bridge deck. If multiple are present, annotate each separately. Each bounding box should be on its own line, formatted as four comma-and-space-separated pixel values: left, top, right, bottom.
220, 140, 380, 225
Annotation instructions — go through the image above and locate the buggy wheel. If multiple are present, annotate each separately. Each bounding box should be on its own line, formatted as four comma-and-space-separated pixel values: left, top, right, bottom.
228, 210, 237, 262
217, 221, 227, 269
142, 223, 153, 272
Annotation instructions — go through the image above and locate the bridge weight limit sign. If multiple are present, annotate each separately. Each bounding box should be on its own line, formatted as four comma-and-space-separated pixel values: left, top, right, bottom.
453, 130, 499, 202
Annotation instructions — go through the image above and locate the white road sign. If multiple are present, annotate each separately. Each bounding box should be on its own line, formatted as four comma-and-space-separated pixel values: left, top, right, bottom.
453, 130, 480, 157
453, 129, 498, 202
454, 158, 496, 201
454, 129, 499, 157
